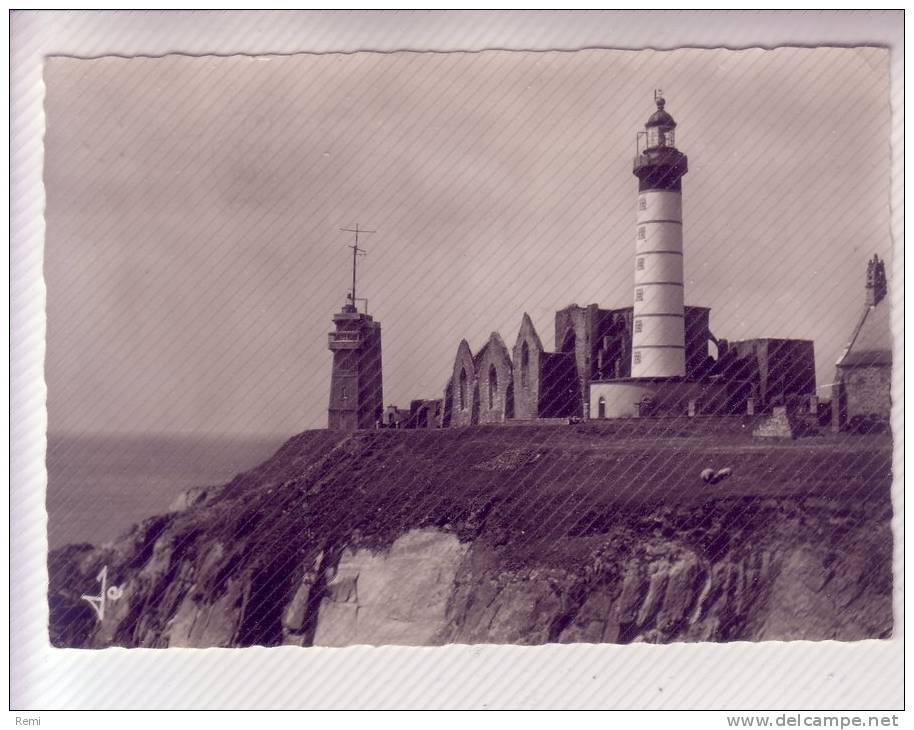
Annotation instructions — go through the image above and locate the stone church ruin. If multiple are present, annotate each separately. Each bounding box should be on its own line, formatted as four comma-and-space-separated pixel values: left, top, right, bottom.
327, 95, 890, 433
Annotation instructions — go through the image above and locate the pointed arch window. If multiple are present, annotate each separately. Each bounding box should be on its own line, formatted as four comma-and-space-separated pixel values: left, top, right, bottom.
459, 368, 468, 411
521, 341, 530, 388
598, 396, 606, 419
488, 365, 498, 410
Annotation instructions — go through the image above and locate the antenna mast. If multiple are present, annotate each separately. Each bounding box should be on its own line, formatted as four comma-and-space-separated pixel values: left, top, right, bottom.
340, 223, 375, 308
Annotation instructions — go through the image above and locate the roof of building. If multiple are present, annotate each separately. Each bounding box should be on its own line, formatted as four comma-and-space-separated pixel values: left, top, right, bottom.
646, 97, 676, 129
837, 301, 892, 368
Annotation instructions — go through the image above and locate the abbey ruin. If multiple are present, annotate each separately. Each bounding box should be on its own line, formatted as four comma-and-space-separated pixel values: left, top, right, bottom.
327, 95, 891, 434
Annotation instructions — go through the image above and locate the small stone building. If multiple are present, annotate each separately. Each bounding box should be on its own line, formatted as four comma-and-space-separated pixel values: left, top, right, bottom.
832, 254, 892, 430
406, 399, 443, 429
381, 405, 410, 428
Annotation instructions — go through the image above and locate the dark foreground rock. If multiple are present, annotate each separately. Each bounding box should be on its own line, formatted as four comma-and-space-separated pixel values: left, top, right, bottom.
48, 424, 894, 647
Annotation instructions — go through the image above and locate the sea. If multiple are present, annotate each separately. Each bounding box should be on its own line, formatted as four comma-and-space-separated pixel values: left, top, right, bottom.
45, 433, 287, 551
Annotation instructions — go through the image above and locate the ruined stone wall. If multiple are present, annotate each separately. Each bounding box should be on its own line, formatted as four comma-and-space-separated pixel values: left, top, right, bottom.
554, 305, 610, 417
540, 353, 579, 418
603, 310, 633, 380
512, 319, 544, 420
729, 339, 815, 409
684, 307, 711, 378
449, 341, 478, 427
442, 377, 454, 428
767, 340, 816, 402
590, 306, 708, 381
477, 335, 513, 424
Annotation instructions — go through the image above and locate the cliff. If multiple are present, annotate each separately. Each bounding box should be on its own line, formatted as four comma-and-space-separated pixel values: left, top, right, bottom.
48, 422, 894, 648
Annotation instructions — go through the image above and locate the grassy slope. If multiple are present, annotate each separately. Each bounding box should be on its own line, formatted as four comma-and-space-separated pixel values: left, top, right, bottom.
188, 422, 893, 565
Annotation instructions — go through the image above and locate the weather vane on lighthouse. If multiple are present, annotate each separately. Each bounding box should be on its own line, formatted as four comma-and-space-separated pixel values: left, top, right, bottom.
340, 223, 375, 313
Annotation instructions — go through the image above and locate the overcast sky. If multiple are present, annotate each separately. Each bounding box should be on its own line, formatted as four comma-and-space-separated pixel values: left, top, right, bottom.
44, 46, 891, 437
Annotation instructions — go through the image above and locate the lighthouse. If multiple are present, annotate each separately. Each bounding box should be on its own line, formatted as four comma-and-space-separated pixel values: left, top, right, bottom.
631, 92, 689, 379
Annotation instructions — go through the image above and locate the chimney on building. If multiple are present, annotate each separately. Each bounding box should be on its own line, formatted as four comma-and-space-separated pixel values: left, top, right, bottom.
865, 254, 888, 307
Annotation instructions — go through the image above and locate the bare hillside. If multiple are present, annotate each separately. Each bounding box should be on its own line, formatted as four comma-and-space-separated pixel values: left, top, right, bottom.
48, 422, 894, 647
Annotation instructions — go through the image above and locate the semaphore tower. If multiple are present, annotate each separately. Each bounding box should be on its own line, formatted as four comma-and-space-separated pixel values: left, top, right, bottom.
631, 91, 689, 378
327, 224, 383, 430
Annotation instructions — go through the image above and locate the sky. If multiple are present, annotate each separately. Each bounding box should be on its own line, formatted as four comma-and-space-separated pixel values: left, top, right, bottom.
43, 46, 892, 437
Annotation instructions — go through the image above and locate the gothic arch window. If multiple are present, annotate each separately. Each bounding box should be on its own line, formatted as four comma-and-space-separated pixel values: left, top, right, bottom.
598, 396, 606, 419
459, 368, 468, 411
521, 341, 530, 388
488, 365, 498, 410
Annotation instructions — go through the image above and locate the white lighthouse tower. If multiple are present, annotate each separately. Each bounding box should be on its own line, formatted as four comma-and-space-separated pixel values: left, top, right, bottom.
631, 92, 689, 378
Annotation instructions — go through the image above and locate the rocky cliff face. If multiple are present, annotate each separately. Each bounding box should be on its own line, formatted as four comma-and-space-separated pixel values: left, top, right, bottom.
48, 424, 894, 647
